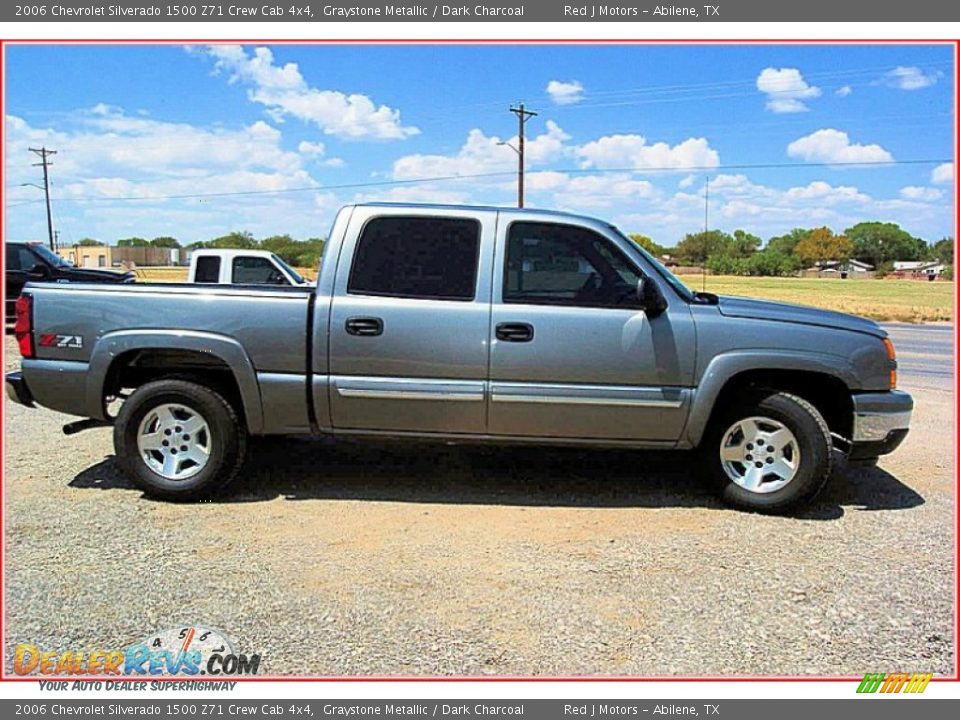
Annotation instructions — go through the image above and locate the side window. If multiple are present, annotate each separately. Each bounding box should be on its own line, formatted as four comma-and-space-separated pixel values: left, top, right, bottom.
232, 256, 285, 285
348, 216, 480, 301
19, 248, 39, 272
194, 256, 220, 283
6, 245, 23, 271
504, 222, 643, 309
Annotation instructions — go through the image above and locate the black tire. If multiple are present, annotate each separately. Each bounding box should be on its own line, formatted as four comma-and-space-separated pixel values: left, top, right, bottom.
114, 379, 247, 501
701, 391, 832, 514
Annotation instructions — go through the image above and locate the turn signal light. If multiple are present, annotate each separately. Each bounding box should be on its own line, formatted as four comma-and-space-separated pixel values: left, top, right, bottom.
14, 294, 34, 358
883, 337, 897, 389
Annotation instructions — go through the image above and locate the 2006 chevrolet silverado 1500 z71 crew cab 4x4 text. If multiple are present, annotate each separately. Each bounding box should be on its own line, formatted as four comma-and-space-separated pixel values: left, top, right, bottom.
6, 203, 913, 513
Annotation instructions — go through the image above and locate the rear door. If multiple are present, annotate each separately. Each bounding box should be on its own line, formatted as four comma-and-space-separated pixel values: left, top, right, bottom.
487, 217, 695, 442
328, 207, 495, 434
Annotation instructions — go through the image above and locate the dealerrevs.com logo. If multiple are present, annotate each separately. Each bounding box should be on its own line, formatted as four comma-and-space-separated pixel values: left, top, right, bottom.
856, 672, 933, 694
14, 626, 261, 676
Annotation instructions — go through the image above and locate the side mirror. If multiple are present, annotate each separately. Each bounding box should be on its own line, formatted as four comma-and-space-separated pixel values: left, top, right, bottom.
29, 263, 50, 279
636, 276, 666, 316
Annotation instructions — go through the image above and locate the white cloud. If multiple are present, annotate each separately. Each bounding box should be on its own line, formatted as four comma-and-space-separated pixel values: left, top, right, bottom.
546, 80, 584, 105
201, 45, 418, 140
882, 66, 942, 90
835, 85, 853, 97
786, 129, 893, 166
900, 186, 943, 202
298, 140, 326, 155
391, 121, 570, 180
756, 68, 821, 113
931, 162, 954, 184
577, 134, 719, 170
4, 108, 332, 244
678, 174, 696, 189
298, 140, 344, 167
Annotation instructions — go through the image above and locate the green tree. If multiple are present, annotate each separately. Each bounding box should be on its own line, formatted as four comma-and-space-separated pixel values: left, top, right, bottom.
207, 231, 257, 249
149, 236, 181, 248
730, 229, 761, 258
845, 222, 926, 266
705, 254, 745, 275
794, 227, 853, 266
743, 251, 801, 277
117, 237, 148, 247
931, 237, 954, 265
675, 230, 733, 265
766, 228, 811, 257
76, 237, 104, 247
628, 233, 666, 257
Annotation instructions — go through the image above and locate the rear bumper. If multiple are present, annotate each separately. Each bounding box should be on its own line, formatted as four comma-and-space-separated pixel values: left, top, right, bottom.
849, 390, 913, 459
5, 371, 35, 408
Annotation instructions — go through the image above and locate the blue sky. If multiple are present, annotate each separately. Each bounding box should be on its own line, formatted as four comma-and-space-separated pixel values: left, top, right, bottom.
4, 43, 955, 248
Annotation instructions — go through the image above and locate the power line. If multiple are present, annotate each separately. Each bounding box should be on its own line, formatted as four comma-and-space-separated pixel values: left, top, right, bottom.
16, 157, 948, 206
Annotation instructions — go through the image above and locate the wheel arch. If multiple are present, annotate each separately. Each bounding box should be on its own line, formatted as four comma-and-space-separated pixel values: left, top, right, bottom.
86, 330, 263, 434
685, 351, 857, 447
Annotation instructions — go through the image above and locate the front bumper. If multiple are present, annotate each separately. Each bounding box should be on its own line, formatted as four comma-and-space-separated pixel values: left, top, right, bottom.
849, 390, 913, 459
5, 371, 35, 408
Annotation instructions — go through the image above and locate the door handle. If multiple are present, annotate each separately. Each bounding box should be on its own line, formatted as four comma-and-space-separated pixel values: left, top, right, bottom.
345, 316, 384, 337
495, 322, 534, 342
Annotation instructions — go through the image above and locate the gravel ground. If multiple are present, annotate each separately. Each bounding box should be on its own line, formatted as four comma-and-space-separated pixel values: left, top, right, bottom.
2, 332, 955, 677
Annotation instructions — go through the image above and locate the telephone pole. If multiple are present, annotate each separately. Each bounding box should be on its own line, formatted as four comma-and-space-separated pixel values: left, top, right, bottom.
508, 103, 537, 208
29, 146, 57, 251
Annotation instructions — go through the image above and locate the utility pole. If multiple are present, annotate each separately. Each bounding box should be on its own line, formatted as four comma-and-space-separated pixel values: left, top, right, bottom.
509, 103, 537, 208
29, 146, 57, 251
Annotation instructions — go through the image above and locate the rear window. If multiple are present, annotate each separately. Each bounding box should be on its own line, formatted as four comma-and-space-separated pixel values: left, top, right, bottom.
194, 256, 220, 283
348, 216, 480, 301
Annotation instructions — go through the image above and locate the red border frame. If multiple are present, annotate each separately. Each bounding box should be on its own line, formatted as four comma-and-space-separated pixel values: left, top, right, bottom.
0, 37, 957, 685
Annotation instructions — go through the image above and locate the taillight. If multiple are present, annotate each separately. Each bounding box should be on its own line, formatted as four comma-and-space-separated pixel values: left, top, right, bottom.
14, 294, 34, 358
883, 337, 897, 389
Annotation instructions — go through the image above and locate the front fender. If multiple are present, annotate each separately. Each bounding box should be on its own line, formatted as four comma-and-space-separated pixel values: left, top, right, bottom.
86, 329, 264, 433
683, 350, 858, 447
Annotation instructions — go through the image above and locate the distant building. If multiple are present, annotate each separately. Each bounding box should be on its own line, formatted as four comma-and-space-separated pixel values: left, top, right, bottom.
58, 245, 182, 268
802, 258, 875, 279
59, 245, 111, 268
891, 260, 947, 279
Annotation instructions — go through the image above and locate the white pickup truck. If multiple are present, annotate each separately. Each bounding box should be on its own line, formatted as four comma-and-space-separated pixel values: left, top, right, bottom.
188, 249, 311, 286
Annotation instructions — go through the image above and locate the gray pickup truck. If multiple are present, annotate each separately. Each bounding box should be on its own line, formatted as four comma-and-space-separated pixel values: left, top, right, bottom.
6, 203, 912, 513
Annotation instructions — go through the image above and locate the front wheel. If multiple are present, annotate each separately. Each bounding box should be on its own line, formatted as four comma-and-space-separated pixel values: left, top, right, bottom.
114, 379, 247, 501
702, 391, 833, 514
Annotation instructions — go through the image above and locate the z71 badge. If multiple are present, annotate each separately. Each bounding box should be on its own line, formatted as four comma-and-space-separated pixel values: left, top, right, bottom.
38, 334, 83, 349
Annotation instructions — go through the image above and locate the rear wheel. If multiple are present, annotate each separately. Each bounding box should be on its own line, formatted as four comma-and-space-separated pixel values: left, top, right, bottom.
702, 391, 832, 514
114, 379, 246, 501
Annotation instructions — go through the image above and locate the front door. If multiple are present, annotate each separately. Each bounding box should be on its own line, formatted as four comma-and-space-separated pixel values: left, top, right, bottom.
328, 208, 495, 435
487, 219, 695, 442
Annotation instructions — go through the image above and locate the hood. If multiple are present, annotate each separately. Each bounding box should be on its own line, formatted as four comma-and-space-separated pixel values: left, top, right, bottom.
717, 295, 885, 338
65, 268, 134, 283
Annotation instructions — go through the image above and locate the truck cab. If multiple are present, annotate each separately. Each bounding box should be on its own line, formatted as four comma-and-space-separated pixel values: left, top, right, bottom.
188, 249, 310, 286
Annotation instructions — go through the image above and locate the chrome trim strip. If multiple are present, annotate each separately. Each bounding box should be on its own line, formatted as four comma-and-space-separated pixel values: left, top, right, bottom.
490, 394, 683, 408
489, 382, 687, 409
332, 376, 485, 402
337, 388, 482, 402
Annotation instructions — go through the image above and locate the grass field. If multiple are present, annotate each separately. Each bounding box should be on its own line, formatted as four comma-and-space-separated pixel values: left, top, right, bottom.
681, 275, 953, 323
134, 267, 953, 323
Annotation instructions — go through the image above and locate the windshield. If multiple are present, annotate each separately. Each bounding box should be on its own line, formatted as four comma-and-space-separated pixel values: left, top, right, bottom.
31, 244, 70, 267
611, 227, 694, 302
270, 254, 306, 284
